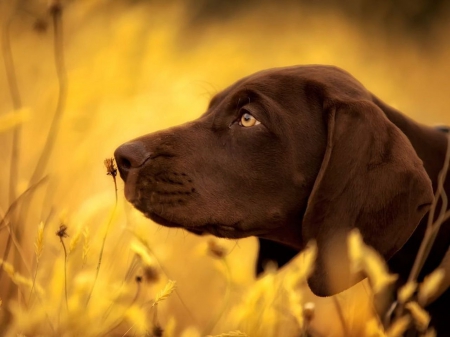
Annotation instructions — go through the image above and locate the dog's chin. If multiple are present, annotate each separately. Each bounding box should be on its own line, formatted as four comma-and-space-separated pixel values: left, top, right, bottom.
136, 208, 262, 239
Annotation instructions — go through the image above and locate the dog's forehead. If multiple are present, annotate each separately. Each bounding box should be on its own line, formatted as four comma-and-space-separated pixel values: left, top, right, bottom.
210, 65, 369, 106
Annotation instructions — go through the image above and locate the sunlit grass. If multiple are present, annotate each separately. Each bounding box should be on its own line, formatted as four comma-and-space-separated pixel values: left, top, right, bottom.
1, 0, 449, 336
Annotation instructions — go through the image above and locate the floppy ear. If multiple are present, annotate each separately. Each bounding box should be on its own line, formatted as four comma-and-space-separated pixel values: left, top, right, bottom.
303, 99, 434, 296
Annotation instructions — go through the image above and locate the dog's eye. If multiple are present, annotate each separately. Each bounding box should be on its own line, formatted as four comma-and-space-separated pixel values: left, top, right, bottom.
239, 112, 261, 127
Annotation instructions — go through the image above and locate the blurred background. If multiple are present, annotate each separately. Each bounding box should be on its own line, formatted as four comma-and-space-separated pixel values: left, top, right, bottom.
0, 0, 449, 336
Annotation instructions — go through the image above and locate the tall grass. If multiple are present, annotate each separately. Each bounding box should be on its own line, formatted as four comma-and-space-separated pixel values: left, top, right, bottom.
0, 1, 449, 336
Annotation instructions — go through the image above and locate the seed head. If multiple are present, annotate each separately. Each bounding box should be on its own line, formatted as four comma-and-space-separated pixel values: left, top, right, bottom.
56, 224, 68, 238
35, 222, 45, 262
104, 158, 117, 178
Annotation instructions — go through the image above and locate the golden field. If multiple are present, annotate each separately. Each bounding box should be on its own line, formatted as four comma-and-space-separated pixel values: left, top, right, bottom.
0, 1, 449, 336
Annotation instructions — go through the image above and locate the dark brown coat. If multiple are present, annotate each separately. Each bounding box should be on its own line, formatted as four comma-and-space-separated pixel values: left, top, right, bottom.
115, 65, 450, 335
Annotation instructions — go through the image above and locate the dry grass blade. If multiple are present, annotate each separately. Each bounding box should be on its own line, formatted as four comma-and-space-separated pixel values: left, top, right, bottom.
0, 109, 29, 134
423, 247, 450, 305
405, 301, 431, 332
386, 316, 411, 337
0, 176, 48, 282
29, 222, 45, 301
82, 227, 90, 267
348, 229, 398, 294
418, 268, 445, 306
397, 281, 417, 304
153, 280, 177, 307
56, 224, 69, 310
34, 222, 45, 261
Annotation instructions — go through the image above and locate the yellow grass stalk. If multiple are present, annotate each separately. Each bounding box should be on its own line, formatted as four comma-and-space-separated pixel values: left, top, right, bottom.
365, 317, 386, 337
85, 159, 118, 306
397, 281, 417, 304
35, 222, 45, 262
386, 316, 411, 337
82, 226, 90, 267
405, 301, 430, 332
153, 280, 177, 307
130, 239, 155, 267
125, 305, 149, 334
418, 268, 445, 306
56, 224, 69, 310
69, 227, 82, 254
0, 259, 41, 294
0, 109, 29, 134
348, 229, 398, 293
30, 222, 45, 301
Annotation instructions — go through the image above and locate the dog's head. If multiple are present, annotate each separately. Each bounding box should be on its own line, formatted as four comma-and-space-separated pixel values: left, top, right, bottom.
114, 65, 433, 296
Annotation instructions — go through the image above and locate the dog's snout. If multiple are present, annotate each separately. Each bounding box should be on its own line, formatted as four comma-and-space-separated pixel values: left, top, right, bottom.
114, 141, 150, 180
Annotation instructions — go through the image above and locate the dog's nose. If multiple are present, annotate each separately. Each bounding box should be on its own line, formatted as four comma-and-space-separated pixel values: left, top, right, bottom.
114, 141, 150, 181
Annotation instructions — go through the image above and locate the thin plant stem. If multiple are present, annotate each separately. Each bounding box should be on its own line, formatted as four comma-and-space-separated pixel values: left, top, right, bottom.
2, 0, 68, 283
102, 279, 142, 336
202, 258, 232, 335
29, 259, 41, 303
130, 231, 198, 325
1, 3, 22, 308
85, 181, 118, 306
2, 3, 22, 208
102, 256, 139, 320
12, 2, 68, 277
28, 3, 68, 187
0, 176, 48, 282
59, 235, 69, 311
84, 208, 115, 305
408, 135, 450, 283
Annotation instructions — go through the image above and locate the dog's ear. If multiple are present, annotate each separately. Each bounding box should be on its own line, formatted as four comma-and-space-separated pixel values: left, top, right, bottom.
303, 100, 434, 296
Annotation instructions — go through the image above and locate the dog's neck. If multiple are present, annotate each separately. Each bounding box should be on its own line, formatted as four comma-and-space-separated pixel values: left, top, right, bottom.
373, 95, 450, 281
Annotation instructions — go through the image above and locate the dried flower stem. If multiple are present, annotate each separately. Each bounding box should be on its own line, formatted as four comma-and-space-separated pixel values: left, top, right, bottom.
57, 225, 69, 311
85, 160, 119, 307
104, 158, 119, 203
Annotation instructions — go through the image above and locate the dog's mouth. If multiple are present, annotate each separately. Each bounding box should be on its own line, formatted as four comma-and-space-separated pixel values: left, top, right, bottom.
125, 171, 274, 239
143, 210, 247, 239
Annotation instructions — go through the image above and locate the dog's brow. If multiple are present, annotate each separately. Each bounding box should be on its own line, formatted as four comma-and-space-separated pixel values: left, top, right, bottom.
235, 97, 241, 112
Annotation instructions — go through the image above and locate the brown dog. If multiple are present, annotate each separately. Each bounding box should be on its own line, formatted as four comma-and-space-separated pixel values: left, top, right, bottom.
114, 65, 450, 335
